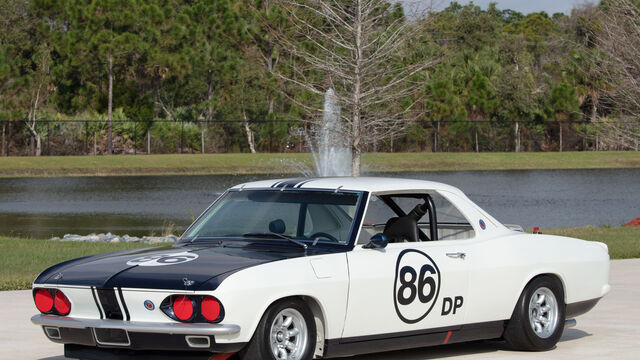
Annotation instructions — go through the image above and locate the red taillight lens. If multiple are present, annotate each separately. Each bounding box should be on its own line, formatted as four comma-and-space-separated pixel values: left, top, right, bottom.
201, 296, 221, 322
172, 296, 193, 321
35, 289, 54, 313
54, 291, 71, 315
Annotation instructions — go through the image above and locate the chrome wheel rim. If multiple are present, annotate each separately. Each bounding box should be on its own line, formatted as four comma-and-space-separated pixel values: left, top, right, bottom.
269, 308, 308, 360
528, 287, 559, 339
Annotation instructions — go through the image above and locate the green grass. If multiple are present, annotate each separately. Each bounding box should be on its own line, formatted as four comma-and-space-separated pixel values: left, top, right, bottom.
0, 151, 638, 178
543, 226, 640, 260
1, 225, 638, 290
0, 238, 168, 291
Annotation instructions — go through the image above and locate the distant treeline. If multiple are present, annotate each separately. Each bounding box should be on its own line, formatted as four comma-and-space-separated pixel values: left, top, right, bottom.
0, 0, 638, 155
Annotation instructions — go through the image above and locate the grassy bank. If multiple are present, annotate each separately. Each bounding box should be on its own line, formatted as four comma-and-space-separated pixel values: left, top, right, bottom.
0, 238, 168, 291
1, 225, 638, 290
543, 226, 640, 259
0, 151, 639, 178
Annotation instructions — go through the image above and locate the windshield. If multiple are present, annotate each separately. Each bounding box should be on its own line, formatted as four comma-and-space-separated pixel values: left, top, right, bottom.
181, 190, 363, 246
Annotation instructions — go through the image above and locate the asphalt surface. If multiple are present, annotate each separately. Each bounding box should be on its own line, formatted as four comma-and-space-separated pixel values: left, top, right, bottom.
2, 259, 638, 360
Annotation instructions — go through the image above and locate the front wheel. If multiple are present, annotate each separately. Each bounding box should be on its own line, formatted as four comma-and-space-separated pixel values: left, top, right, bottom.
504, 276, 565, 351
239, 298, 317, 360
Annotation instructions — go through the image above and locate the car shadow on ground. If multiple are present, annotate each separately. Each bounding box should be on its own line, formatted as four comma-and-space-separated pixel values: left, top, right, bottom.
349, 329, 592, 360
350, 340, 502, 359
38, 331, 592, 360
559, 328, 592, 342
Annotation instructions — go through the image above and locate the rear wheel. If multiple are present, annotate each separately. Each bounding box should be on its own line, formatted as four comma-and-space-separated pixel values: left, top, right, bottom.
239, 298, 316, 360
504, 276, 565, 351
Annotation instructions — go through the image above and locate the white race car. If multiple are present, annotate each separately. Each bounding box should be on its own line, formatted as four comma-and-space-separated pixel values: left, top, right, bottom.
32, 177, 610, 360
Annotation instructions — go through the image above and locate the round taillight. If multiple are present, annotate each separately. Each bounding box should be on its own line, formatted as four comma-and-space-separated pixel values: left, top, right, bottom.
172, 296, 193, 321
201, 296, 221, 322
54, 291, 71, 315
35, 289, 54, 313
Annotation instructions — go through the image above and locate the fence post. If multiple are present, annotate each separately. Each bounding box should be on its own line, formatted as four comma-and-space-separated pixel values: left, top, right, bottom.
269, 123, 273, 153
433, 121, 439, 153
47, 121, 51, 156
133, 119, 137, 155
94, 132, 97, 155
6, 121, 10, 156
1, 121, 5, 156
84, 121, 88, 155
147, 123, 151, 154
180, 120, 184, 154
201, 122, 205, 154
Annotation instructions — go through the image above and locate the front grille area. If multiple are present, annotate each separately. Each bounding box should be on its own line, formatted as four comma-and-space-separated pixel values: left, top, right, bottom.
93, 328, 130, 346
96, 289, 123, 320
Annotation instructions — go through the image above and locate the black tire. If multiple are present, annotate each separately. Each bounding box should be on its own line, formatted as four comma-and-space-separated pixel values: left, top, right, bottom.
238, 298, 317, 360
504, 275, 566, 351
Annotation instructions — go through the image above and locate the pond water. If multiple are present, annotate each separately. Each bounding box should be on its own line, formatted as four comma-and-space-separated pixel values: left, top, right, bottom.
0, 169, 638, 238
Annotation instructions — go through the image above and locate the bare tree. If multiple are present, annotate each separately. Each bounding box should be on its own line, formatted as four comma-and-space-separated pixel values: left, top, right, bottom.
273, 0, 438, 175
26, 44, 53, 156
592, 0, 640, 149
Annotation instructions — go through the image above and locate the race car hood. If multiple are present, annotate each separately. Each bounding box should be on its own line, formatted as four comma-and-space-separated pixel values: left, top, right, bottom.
34, 244, 311, 290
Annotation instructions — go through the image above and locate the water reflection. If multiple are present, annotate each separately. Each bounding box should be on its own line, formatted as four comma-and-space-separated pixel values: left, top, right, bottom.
0, 169, 638, 238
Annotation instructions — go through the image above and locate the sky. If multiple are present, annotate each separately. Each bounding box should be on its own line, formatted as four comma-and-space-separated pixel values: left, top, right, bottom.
409, 0, 583, 15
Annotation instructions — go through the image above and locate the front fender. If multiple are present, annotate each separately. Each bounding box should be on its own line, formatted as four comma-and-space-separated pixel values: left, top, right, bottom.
211, 253, 349, 344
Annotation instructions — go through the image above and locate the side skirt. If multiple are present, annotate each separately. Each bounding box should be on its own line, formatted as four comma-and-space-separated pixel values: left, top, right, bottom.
324, 321, 505, 358
566, 298, 601, 318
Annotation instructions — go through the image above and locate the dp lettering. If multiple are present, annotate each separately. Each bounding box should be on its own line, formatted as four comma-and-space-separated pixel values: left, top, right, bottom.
441, 296, 464, 316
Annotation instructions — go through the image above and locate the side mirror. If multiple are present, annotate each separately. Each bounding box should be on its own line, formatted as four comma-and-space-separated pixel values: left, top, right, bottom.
363, 233, 388, 249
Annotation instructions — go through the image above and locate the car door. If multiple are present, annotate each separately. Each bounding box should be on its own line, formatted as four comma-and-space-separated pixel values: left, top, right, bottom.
341, 194, 471, 339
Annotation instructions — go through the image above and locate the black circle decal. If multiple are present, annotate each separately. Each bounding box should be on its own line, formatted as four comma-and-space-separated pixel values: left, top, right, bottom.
126, 252, 198, 267
393, 249, 441, 324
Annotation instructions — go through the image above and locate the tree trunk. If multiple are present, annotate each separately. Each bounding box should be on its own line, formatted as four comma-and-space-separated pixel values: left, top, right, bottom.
474, 126, 479, 152
243, 109, 256, 154
434, 121, 440, 152
35, 134, 42, 157
201, 126, 205, 154
1, 122, 5, 156
107, 52, 114, 155
268, 97, 274, 115
559, 123, 563, 152
352, 148, 361, 177
28, 79, 43, 156
515, 121, 520, 153
351, 0, 363, 177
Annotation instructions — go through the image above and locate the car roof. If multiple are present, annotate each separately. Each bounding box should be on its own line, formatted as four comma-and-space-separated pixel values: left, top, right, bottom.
231, 177, 466, 195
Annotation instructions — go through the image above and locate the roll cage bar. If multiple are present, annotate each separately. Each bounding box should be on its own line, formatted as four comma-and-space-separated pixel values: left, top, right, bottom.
378, 194, 438, 241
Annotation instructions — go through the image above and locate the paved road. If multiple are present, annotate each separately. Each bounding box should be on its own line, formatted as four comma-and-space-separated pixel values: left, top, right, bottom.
2, 259, 639, 360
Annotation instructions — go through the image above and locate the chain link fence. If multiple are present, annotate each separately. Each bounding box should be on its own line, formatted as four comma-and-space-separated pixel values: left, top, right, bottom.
1, 119, 638, 156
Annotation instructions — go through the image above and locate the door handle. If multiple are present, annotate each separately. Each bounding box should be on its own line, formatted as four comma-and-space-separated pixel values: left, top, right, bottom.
446, 252, 466, 260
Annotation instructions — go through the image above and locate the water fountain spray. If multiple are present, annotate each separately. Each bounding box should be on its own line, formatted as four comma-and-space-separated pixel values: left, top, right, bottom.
311, 88, 351, 176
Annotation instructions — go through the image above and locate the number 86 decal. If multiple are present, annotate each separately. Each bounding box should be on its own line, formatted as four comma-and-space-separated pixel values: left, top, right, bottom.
393, 249, 441, 324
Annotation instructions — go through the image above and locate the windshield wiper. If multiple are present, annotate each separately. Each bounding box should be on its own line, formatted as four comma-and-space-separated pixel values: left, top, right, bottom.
188, 235, 228, 243
242, 232, 308, 251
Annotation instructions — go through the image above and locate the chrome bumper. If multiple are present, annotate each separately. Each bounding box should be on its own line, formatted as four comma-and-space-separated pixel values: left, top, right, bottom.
31, 314, 240, 336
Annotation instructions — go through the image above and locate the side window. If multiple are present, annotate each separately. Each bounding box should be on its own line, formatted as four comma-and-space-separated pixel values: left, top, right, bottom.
390, 197, 423, 215
431, 192, 475, 241
356, 192, 475, 245
357, 196, 395, 244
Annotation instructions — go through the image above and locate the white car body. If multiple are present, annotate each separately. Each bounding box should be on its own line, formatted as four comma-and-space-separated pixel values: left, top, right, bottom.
32, 177, 610, 359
